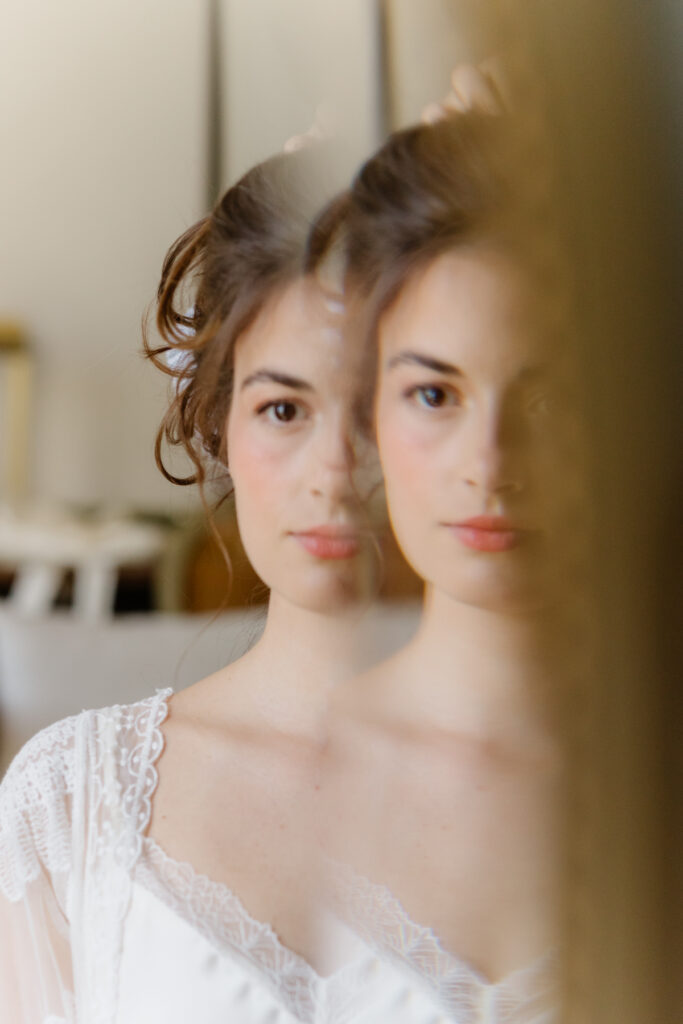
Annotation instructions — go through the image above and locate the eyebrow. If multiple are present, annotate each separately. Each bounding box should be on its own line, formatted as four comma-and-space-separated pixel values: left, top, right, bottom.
386, 351, 463, 376
240, 369, 314, 391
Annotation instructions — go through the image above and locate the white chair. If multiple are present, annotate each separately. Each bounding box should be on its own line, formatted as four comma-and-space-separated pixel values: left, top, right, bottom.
0, 505, 168, 620
1, 321, 169, 620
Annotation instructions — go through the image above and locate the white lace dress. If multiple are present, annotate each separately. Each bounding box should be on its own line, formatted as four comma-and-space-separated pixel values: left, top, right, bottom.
330, 863, 559, 1024
0, 690, 452, 1024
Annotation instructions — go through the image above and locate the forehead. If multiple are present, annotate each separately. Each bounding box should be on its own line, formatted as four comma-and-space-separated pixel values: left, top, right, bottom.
233, 276, 346, 380
379, 246, 547, 379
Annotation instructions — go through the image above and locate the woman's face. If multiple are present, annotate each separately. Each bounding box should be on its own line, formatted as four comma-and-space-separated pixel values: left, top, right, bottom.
375, 245, 564, 613
227, 277, 379, 613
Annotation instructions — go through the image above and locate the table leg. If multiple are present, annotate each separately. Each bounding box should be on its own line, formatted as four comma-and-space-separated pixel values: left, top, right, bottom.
73, 563, 118, 620
10, 563, 63, 615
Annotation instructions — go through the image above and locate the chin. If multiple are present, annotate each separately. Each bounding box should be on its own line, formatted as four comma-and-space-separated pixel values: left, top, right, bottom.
286, 563, 371, 615
448, 582, 550, 615
436, 558, 555, 615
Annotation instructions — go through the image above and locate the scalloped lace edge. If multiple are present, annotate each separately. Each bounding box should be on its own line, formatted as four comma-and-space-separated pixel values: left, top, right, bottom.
133, 690, 377, 1023
329, 860, 559, 1021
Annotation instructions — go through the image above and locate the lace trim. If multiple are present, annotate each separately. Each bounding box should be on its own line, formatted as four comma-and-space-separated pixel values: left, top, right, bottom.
137, 836, 326, 1021
130, 689, 388, 1022
330, 861, 559, 1024
133, 687, 326, 1020
101, 686, 172, 870
136, 835, 381, 1024
83, 687, 173, 1024
0, 713, 79, 901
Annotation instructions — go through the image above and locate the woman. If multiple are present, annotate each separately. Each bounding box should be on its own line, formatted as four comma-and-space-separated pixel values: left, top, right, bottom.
0, 147, 420, 1024
322, 112, 570, 1023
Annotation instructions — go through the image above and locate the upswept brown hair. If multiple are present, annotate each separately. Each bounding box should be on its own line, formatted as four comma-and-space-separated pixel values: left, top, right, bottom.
345, 112, 511, 300
143, 147, 335, 495
309, 112, 518, 424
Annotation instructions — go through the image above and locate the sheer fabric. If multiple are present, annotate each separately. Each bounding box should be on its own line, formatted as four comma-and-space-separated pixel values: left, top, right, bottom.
0, 691, 170, 1024
0, 690, 450, 1023
330, 861, 558, 1024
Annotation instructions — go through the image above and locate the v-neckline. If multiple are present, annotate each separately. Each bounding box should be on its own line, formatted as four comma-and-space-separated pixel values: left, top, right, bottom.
137, 689, 557, 1022
328, 859, 559, 1020
141, 833, 364, 981
136, 690, 375, 1023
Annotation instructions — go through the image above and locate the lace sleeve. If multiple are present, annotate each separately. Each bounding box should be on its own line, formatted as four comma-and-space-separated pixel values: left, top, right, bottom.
0, 715, 79, 1023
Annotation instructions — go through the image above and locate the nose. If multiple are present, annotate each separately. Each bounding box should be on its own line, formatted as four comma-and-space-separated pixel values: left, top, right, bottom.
460, 403, 523, 497
309, 408, 359, 501
462, 456, 521, 497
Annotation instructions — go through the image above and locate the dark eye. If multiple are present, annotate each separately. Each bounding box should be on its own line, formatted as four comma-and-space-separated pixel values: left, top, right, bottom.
260, 400, 304, 424
410, 384, 458, 409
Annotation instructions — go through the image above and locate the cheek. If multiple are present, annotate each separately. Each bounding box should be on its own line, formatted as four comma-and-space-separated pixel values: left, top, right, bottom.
227, 404, 295, 477
377, 422, 426, 492
226, 420, 290, 584
375, 403, 439, 539
226, 416, 287, 521
376, 395, 439, 495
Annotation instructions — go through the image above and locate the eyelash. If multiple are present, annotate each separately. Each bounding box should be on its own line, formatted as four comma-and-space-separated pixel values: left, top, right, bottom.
403, 383, 462, 410
255, 399, 308, 424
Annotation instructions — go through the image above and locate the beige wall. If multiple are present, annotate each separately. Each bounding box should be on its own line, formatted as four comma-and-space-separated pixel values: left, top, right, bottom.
384, 0, 481, 128
221, 0, 381, 184
0, 0, 208, 508
1, 1, 380, 511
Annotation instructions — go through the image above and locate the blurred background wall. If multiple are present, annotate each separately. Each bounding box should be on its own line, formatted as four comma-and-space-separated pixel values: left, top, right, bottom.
219, 0, 382, 182
0, 0, 208, 510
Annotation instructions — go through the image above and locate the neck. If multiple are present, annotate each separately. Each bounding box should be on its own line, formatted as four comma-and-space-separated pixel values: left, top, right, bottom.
394, 586, 559, 744
261, 591, 373, 684
234, 591, 375, 738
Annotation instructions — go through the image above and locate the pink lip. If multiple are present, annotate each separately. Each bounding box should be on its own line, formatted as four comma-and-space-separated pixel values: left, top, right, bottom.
445, 516, 529, 553
291, 526, 360, 560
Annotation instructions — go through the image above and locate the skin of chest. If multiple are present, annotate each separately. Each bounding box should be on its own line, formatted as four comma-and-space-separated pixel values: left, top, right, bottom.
146, 690, 332, 972
322, 712, 561, 982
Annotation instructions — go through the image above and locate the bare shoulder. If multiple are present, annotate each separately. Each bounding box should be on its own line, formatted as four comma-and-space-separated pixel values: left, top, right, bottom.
146, 655, 324, 868
145, 664, 248, 828
161, 667, 237, 743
